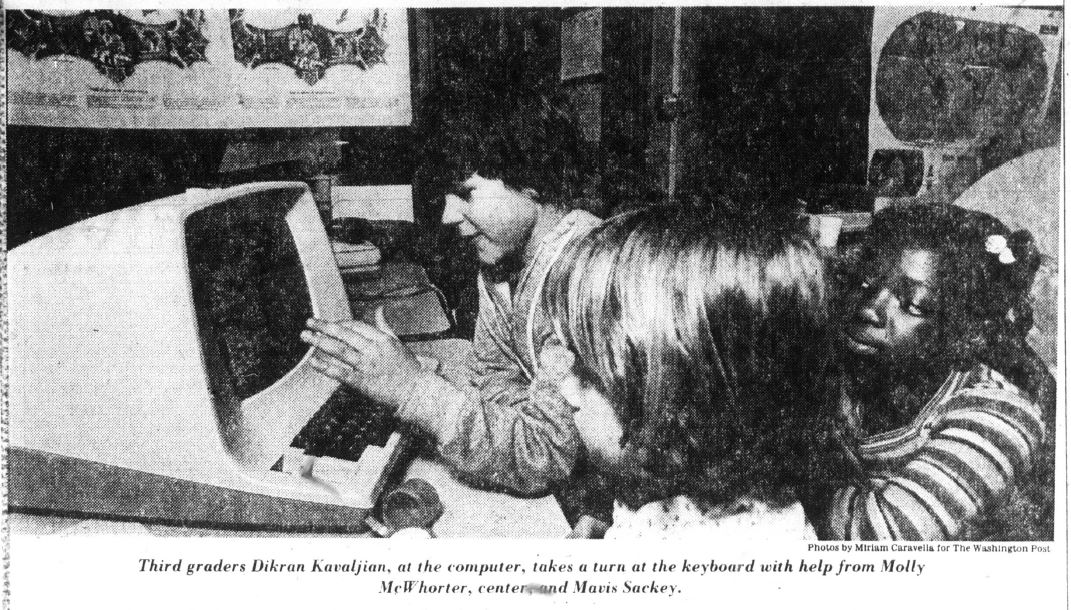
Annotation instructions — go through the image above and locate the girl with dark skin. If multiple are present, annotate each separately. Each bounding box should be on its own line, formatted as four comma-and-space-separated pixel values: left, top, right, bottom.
827, 204, 1053, 541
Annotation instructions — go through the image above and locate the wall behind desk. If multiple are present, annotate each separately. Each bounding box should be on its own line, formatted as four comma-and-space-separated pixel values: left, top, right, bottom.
6, 126, 418, 250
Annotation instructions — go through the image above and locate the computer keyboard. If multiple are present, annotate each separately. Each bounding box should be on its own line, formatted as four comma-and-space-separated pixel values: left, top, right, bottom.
291, 385, 396, 461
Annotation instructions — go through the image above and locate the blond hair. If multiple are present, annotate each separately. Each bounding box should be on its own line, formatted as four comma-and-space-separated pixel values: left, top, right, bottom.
545, 208, 837, 509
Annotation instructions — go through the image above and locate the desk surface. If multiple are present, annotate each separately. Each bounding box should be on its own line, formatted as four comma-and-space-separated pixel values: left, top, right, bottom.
403, 459, 570, 539
9, 459, 570, 539
9, 463, 569, 539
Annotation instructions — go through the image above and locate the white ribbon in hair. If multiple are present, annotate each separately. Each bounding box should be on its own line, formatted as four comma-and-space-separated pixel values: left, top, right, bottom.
985, 235, 1016, 265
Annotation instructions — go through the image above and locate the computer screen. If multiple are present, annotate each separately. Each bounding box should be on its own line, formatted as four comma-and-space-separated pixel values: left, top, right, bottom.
186, 191, 316, 402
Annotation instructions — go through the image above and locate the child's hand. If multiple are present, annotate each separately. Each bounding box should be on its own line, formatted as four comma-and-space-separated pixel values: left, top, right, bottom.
301, 309, 423, 409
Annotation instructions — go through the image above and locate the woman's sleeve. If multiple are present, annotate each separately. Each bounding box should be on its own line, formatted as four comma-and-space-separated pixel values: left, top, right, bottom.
825, 388, 1047, 540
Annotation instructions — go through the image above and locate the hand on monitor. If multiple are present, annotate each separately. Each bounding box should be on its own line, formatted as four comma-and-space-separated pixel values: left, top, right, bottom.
302, 312, 423, 409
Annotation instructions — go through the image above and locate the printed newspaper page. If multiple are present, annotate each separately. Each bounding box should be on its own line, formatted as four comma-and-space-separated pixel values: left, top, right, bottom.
2, 2, 1067, 609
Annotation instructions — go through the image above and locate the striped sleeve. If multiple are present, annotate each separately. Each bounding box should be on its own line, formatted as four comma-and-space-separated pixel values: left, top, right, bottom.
825, 388, 1046, 540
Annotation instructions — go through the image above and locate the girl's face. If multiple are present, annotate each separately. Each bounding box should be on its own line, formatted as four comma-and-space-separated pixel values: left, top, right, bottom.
844, 248, 942, 366
541, 340, 626, 468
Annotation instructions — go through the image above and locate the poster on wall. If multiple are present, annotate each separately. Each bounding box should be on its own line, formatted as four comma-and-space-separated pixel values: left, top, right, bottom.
6, 8, 412, 128
7, 9, 237, 129
229, 9, 411, 127
866, 6, 1062, 201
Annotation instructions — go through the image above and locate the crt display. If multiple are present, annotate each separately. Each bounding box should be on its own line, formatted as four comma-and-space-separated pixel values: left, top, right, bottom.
186, 192, 313, 402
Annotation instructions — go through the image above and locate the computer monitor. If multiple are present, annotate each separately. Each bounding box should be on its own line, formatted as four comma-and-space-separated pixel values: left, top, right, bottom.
7, 182, 403, 531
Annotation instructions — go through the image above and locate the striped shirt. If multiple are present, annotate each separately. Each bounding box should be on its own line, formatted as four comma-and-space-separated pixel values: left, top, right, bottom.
825, 364, 1047, 540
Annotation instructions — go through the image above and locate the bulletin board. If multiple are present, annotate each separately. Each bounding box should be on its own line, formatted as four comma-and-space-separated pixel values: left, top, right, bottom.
6, 8, 412, 128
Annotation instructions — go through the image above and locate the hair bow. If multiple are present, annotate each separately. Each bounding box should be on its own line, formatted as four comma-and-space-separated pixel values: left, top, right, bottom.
985, 235, 1015, 264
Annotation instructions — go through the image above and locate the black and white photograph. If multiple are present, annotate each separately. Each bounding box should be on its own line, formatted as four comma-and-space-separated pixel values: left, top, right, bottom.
2, 4, 1066, 609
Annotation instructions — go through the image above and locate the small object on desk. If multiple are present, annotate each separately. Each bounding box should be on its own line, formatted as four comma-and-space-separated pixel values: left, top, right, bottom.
805, 212, 872, 248
381, 478, 444, 532
403, 458, 570, 538
332, 185, 414, 223
310, 174, 336, 206
331, 240, 381, 269
350, 288, 452, 340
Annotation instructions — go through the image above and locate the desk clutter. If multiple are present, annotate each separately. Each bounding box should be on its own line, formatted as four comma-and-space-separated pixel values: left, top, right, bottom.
339, 261, 454, 340
324, 217, 454, 339
332, 240, 382, 269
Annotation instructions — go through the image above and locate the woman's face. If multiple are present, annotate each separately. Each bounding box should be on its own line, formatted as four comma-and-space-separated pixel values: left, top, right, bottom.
844, 248, 942, 366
